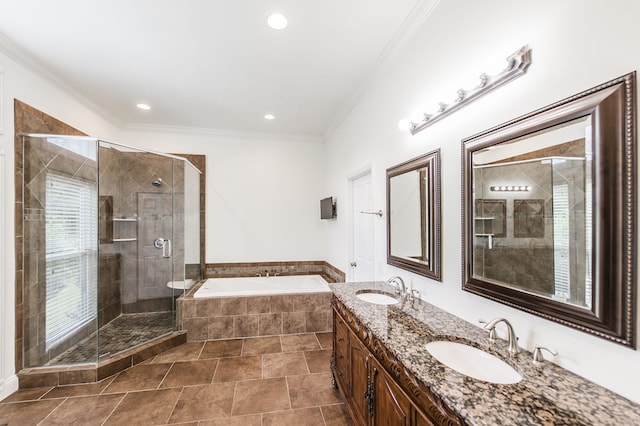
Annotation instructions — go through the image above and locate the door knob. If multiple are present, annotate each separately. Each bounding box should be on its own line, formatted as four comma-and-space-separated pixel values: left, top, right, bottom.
350, 261, 357, 267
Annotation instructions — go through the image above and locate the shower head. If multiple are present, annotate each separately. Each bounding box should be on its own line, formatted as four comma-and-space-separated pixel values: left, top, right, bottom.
152, 178, 163, 187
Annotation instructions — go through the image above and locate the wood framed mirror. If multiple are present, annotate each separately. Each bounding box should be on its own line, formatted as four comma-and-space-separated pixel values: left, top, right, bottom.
387, 149, 441, 280
462, 72, 636, 347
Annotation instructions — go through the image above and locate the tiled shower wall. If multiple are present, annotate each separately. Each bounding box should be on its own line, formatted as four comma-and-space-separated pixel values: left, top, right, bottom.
98, 147, 185, 313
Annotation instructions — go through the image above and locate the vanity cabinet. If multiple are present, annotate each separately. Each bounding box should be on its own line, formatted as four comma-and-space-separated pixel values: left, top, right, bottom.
331, 297, 464, 426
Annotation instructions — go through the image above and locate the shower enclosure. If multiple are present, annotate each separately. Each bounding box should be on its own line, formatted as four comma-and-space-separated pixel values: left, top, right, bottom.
21, 135, 201, 368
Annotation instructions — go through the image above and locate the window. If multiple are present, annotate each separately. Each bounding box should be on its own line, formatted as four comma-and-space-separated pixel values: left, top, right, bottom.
45, 172, 98, 350
552, 183, 570, 301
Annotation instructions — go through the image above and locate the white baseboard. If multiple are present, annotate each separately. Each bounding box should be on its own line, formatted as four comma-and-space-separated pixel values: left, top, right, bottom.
0, 375, 19, 401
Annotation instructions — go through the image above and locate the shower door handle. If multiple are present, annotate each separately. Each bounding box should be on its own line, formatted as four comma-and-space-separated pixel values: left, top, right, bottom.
154, 238, 172, 258
164, 239, 172, 258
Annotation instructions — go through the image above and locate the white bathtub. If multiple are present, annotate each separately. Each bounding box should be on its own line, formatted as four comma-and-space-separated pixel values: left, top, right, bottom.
193, 275, 331, 298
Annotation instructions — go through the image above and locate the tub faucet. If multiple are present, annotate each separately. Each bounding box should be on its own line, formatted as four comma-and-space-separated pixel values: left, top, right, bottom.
386, 276, 406, 298
482, 317, 520, 355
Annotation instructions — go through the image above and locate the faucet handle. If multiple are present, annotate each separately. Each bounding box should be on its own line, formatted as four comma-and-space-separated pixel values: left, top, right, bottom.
478, 319, 498, 342
532, 344, 558, 365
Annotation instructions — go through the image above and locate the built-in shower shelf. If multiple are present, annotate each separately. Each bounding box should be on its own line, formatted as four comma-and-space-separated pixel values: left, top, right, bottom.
112, 217, 137, 242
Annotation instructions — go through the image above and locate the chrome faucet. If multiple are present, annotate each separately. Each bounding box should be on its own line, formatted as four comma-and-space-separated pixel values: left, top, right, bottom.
481, 318, 521, 355
532, 344, 558, 365
386, 276, 406, 298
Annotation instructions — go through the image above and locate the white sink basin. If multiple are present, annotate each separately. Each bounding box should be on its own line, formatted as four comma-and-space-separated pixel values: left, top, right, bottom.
355, 290, 399, 305
425, 341, 522, 384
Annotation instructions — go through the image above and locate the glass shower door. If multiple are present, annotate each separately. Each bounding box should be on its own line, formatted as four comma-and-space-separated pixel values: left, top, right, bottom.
98, 143, 178, 359
23, 135, 99, 367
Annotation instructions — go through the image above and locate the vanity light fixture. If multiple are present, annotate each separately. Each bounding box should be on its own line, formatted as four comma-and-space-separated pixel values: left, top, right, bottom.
267, 12, 288, 30
136, 103, 151, 110
400, 45, 532, 135
490, 185, 531, 192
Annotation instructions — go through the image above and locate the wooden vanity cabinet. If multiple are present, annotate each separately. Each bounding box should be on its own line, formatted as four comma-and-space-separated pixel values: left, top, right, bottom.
332, 299, 464, 426
369, 356, 412, 425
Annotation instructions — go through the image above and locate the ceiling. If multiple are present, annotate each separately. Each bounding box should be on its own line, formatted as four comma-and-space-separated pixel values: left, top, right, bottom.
0, 0, 437, 140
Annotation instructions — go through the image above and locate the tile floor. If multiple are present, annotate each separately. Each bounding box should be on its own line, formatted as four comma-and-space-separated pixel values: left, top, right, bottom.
48, 312, 176, 366
0, 332, 353, 426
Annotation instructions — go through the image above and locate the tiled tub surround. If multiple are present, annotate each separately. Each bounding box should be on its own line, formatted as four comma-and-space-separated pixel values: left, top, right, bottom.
179, 279, 334, 341
330, 281, 640, 425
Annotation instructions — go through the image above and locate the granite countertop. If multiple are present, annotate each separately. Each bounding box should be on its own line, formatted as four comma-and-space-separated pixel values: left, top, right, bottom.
330, 281, 640, 426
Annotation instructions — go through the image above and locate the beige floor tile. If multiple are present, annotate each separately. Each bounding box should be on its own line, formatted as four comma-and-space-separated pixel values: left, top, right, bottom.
0, 386, 53, 403
287, 372, 342, 409
263, 407, 325, 426
200, 339, 244, 358
103, 363, 172, 393
40, 394, 124, 426
316, 331, 334, 349
160, 358, 218, 387
169, 382, 236, 423
213, 356, 262, 382
322, 403, 354, 426
0, 400, 64, 426
262, 352, 309, 378
198, 414, 262, 426
280, 333, 321, 352
152, 341, 204, 363
103, 388, 182, 426
241, 336, 282, 356
42, 377, 116, 399
304, 349, 332, 373
232, 378, 291, 416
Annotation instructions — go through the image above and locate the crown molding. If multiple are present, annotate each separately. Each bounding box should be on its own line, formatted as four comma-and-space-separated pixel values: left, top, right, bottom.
322, 0, 442, 141
122, 123, 324, 144
0, 31, 123, 128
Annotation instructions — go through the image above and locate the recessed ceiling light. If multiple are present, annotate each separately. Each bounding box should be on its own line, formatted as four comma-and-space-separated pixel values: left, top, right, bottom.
264, 114, 276, 120
267, 12, 288, 30
136, 103, 151, 110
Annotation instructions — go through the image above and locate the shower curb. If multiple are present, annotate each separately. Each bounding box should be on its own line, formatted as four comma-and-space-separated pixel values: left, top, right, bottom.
16, 331, 187, 388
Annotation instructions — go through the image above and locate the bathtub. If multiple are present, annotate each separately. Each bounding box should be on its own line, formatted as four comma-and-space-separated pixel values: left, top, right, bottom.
193, 274, 331, 298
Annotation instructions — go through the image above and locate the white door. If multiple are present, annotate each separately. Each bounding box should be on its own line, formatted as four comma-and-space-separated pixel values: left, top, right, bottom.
352, 173, 375, 281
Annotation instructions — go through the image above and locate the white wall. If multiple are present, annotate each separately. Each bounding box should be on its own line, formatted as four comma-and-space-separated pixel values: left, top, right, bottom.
0, 49, 121, 400
121, 128, 326, 263
324, 0, 640, 403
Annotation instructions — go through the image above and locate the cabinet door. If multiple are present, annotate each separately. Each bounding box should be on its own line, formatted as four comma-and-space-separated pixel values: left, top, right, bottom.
370, 359, 411, 426
333, 312, 350, 392
413, 409, 437, 426
348, 334, 370, 426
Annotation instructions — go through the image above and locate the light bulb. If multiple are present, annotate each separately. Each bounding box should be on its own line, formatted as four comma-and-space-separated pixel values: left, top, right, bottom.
267, 13, 288, 30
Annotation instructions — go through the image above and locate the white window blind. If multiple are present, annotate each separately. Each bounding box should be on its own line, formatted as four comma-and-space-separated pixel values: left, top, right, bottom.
552, 183, 570, 301
584, 171, 593, 309
45, 172, 98, 350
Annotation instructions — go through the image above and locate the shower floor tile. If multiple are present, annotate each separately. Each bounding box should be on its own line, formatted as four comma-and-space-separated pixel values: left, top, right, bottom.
1, 332, 354, 425
46, 312, 175, 366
